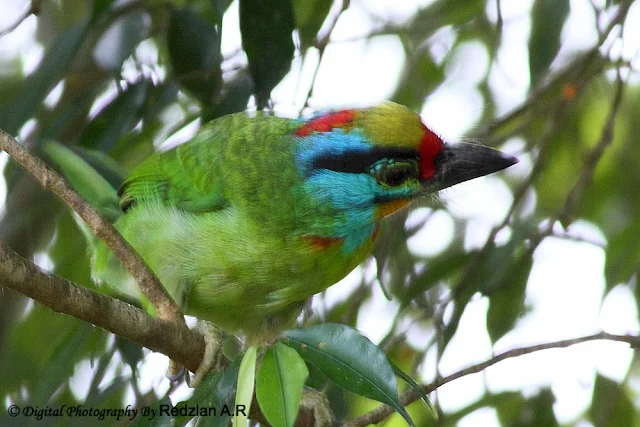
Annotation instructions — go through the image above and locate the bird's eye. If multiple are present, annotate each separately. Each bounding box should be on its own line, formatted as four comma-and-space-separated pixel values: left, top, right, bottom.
371, 159, 417, 187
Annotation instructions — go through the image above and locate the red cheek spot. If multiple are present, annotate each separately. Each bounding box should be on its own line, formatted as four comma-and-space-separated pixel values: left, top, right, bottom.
294, 110, 355, 137
419, 125, 443, 180
302, 235, 344, 250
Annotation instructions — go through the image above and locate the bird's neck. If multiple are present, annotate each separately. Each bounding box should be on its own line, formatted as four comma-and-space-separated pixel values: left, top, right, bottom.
301, 220, 380, 255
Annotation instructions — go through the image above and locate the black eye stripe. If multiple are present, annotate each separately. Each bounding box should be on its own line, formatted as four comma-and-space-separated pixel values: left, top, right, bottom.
311, 147, 418, 174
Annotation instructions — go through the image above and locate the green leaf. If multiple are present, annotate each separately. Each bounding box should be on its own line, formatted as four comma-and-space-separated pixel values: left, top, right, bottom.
41, 88, 98, 141
203, 69, 254, 120
129, 396, 174, 427
92, 0, 117, 21
115, 336, 143, 371
42, 140, 121, 221
390, 361, 436, 419
141, 82, 181, 125
94, 10, 150, 71
493, 388, 558, 427
80, 80, 151, 152
175, 355, 242, 427
239, 0, 295, 108
292, 0, 333, 48
168, 8, 222, 105
85, 375, 129, 407
433, 0, 485, 27
282, 323, 414, 426
256, 342, 309, 427
304, 359, 331, 391
528, 0, 569, 86
48, 209, 92, 286
441, 281, 476, 351
392, 50, 444, 111
485, 253, 533, 344
212, 0, 234, 24
68, 145, 128, 190
493, 392, 528, 426
605, 217, 640, 287
589, 374, 635, 427
404, 0, 485, 45
0, 20, 89, 134
234, 346, 258, 427
32, 323, 100, 405
402, 250, 473, 305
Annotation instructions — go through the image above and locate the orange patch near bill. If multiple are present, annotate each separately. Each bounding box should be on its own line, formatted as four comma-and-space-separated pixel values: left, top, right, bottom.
376, 199, 411, 218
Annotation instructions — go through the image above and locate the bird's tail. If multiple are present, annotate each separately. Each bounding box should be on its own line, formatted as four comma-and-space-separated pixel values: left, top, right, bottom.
44, 141, 142, 298
43, 140, 126, 273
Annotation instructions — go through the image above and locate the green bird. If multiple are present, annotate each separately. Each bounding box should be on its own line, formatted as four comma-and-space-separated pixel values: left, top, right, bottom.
54, 101, 516, 359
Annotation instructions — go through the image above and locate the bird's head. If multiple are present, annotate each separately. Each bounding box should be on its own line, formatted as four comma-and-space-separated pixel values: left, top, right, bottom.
293, 101, 517, 224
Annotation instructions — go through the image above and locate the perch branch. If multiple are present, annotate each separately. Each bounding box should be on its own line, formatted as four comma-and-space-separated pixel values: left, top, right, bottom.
0, 238, 205, 372
0, 129, 183, 325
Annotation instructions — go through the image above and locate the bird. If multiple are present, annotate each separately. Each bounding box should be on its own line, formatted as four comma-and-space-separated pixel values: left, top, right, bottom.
86, 101, 517, 350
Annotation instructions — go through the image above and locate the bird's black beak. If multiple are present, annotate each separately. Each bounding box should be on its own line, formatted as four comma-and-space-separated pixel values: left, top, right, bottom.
424, 142, 518, 191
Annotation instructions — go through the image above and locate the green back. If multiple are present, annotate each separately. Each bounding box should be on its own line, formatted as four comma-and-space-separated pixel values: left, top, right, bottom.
119, 112, 298, 215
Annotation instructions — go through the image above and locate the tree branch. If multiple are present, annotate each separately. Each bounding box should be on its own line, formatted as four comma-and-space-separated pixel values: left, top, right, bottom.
0, 129, 183, 325
0, 237, 205, 373
342, 331, 640, 427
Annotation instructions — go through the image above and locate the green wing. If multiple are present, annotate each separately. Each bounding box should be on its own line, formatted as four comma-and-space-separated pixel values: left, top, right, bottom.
119, 119, 230, 212
119, 112, 299, 213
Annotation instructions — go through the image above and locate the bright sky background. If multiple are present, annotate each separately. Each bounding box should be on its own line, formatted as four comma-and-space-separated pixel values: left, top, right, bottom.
2, 0, 640, 425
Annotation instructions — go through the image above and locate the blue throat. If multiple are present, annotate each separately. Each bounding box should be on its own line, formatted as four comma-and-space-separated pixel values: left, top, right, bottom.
294, 129, 382, 254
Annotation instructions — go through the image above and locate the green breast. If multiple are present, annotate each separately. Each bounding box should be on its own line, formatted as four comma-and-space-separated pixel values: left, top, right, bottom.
97, 201, 376, 342
184, 207, 377, 338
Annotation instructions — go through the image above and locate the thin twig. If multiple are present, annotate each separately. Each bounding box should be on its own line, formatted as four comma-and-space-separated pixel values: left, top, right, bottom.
342, 331, 640, 427
300, 0, 350, 111
86, 346, 118, 401
550, 232, 606, 248
0, 130, 184, 326
495, 0, 503, 40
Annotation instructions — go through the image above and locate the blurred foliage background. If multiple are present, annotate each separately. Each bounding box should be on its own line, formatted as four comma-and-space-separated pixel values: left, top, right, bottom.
1, 0, 640, 425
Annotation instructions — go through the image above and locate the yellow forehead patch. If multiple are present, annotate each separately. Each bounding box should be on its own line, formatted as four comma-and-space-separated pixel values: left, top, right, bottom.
357, 102, 425, 149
